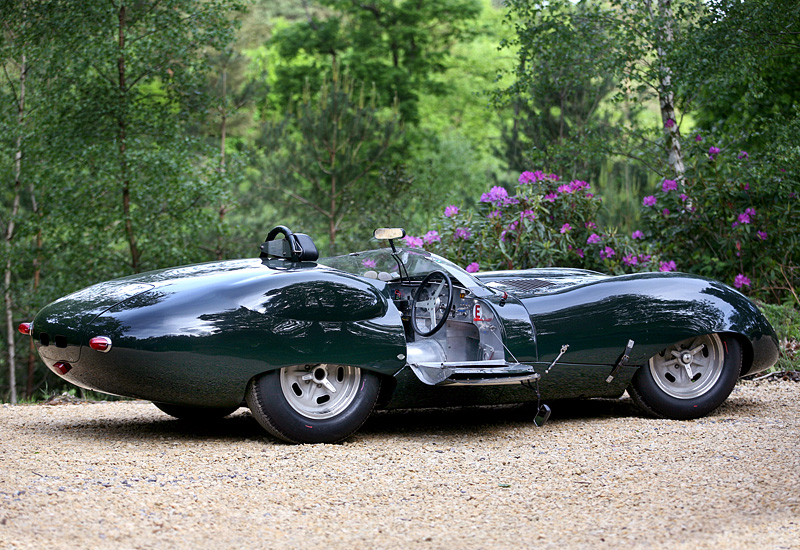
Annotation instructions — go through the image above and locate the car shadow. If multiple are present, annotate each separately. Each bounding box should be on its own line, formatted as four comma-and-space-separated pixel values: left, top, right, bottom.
51, 389, 767, 444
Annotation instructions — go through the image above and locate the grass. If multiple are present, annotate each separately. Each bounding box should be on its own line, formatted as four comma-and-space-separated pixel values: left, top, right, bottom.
757, 301, 800, 372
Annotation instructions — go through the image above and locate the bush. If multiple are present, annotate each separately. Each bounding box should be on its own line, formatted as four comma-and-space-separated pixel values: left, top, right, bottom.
641, 133, 800, 304
409, 170, 669, 274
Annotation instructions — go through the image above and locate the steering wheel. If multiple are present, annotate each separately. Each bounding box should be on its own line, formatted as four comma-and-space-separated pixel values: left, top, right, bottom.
412, 270, 455, 337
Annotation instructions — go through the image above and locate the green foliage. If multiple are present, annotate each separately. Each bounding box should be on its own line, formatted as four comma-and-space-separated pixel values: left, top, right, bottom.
676, 0, 800, 149
265, 0, 483, 123
757, 302, 800, 371
415, 170, 666, 274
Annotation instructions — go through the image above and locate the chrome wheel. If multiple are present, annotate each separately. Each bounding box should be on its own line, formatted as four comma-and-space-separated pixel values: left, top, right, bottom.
649, 334, 724, 400
279, 364, 362, 420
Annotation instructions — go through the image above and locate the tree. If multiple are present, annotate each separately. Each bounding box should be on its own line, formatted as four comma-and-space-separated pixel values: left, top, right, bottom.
266, 0, 483, 124
258, 70, 401, 254
497, 0, 698, 184
0, 0, 244, 401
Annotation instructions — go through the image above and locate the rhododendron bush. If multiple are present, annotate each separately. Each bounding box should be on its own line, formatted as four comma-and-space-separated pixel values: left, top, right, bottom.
641, 135, 800, 303
406, 170, 668, 275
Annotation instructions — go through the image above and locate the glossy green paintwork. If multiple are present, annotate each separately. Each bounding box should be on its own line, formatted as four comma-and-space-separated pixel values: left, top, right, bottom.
32, 251, 779, 409
33, 258, 406, 407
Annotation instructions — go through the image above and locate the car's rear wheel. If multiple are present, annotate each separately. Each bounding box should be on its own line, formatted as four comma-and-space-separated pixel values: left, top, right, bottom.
246, 364, 381, 443
153, 402, 239, 421
628, 333, 742, 420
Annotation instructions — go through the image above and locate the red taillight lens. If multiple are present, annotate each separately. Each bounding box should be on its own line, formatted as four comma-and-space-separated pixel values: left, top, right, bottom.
18, 322, 32, 335
89, 336, 113, 353
53, 362, 72, 375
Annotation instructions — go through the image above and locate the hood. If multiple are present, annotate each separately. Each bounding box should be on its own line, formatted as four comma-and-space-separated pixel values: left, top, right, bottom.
476, 267, 609, 298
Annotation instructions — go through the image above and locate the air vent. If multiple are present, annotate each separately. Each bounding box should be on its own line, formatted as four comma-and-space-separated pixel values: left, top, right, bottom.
497, 278, 555, 292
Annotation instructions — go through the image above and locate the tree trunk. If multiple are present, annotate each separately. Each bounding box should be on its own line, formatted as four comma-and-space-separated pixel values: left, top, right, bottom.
117, 3, 140, 272
4, 33, 26, 404
649, 0, 685, 184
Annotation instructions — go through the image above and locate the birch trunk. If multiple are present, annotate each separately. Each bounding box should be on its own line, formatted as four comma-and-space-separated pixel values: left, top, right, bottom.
648, 0, 685, 185
4, 16, 26, 403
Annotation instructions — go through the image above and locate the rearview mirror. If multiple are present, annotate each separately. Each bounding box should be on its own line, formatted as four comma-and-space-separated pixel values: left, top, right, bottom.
373, 228, 406, 240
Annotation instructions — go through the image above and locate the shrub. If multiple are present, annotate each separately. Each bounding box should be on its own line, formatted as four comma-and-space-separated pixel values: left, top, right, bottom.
410, 170, 668, 274
641, 134, 800, 304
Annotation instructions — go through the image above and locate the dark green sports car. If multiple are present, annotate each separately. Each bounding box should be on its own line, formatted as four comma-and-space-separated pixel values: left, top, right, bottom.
23, 226, 779, 443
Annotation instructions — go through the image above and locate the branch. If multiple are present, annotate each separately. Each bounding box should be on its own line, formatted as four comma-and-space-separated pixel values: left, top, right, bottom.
276, 186, 331, 218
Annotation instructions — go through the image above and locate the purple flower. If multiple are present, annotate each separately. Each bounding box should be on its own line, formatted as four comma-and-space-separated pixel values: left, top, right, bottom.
695, 134, 703, 142
662, 179, 678, 193
544, 193, 557, 202
738, 151, 749, 160
444, 205, 459, 217
732, 222, 739, 229
521, 209, 536, 220
639, 254, 652, 264
680, 193, 688, 202
745, 207, 756, 217
737, 212, 751, 224
560, 223, 572, 234
601, 246, 616, 259
587, 233, 602, 244
518, 170, 555, 184
664, 118, 675, 129
623, 254, 638, 266
507, 221, 519, 232
662, 208, 671, 217
466, 262, 480, 273
659, 260, 677, 272
557, 183, 574, 194
643, 195, 657, 207
362, 259, 377, 268
586, 193, 595, 199
708, 146, 721, 160
734, 274, 751, 289
576, 248, 585, 258
423, 230, 441, 244
631, 230, 645, 240
403, 235, 424, 248
502, 195, 520, 207
454, 227, 472, 240
480, 186, 509, 204
585, 221, 597, 230
487, 210, 502, 219
757, 230, 768, 241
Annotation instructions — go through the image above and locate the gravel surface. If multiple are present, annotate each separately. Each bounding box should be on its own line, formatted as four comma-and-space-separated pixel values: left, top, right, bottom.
2, 380, 799, 550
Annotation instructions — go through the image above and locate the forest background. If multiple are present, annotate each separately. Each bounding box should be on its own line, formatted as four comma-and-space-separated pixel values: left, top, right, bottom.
1, 0, 798, 402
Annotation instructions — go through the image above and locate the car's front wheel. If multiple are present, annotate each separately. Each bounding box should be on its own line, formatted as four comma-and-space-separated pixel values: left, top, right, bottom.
628, 333, 742, 420
246, 364, 381, 443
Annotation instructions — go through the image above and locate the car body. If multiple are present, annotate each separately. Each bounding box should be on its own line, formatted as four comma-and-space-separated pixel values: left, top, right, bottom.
26, 226, 779, 443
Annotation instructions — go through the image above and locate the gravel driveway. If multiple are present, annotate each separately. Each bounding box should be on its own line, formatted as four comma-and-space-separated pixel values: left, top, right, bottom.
1, 380, 798, 550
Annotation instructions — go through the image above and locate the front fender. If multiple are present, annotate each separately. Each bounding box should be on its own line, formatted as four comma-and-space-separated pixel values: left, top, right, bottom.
523, 272, 778, 375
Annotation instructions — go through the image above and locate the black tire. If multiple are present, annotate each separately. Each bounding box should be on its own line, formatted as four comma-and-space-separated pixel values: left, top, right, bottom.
153, 402, 239, 421
246, 365, 381, 444
628, 333, 742, 420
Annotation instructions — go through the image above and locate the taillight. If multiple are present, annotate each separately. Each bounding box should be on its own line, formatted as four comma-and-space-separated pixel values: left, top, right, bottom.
89, 336, 113, 353
18, 322, 32, 335
53, 361, 72, 375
